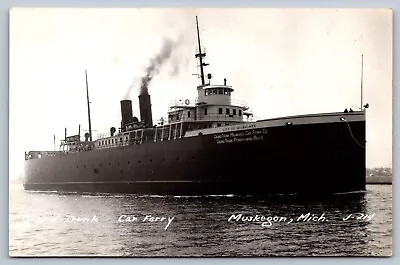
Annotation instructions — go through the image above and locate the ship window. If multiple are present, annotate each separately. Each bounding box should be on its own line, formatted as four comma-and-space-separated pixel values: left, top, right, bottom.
233, 109, 236, 115
218, 88, 223, 94
224, 88, 228, 95
188, 111, 190, 118
120, 138, 122, 142
239, 110, 242, 116
204, 108, 208, 115
226, 123, 229, 126
226, 108, 230, 114
217, 123, 221, 127
205, 90, 208, 96
125, 136, 128, 141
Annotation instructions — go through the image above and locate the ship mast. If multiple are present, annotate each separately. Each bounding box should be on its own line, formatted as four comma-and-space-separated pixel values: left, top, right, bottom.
360, 54, 363, 111
85, 69, 93, 141
195, 16, 206, 86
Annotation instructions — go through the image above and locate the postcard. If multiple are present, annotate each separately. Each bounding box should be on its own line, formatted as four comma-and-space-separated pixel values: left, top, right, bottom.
9, 8, 392, 257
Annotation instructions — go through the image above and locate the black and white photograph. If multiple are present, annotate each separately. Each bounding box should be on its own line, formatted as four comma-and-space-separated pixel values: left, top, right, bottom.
9, 8, 392, 257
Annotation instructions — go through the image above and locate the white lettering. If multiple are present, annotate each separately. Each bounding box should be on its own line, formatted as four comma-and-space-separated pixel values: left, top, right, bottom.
165, 216, 175, 230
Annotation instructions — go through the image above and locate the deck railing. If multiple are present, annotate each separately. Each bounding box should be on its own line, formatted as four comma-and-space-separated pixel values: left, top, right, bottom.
168, 98, 249, 109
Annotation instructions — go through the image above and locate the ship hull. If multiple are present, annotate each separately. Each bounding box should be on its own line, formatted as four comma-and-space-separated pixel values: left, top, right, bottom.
23, 112, 366, 196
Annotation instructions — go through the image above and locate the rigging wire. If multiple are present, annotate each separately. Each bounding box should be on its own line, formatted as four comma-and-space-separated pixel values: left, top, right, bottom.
340, 117, 365, 148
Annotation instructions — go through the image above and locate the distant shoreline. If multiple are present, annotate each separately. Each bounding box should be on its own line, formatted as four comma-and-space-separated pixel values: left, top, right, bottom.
366, 167, 392, 185
366, 177, 392, 185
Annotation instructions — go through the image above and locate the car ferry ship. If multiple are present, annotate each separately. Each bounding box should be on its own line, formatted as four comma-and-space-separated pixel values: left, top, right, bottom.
23, 17, 367, 195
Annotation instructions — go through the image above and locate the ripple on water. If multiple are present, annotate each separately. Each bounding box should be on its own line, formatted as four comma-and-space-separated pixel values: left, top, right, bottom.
8, 183, 392, 257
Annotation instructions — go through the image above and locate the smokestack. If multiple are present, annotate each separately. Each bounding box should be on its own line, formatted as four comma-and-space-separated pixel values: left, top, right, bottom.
138, 92, 153, 128
120, 100, 133, 131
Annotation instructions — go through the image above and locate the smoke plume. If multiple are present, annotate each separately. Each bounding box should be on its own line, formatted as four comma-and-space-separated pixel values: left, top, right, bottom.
139, 35, 184, 96
124, 77, 139, 99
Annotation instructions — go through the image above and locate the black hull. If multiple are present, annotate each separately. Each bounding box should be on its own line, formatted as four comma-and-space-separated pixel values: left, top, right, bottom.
24, 114, 366, 196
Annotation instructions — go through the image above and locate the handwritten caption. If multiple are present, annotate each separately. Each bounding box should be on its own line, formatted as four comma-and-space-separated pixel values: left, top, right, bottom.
228, 212, 376, 227
19, 214, 176, 230
118, 215, 175, 230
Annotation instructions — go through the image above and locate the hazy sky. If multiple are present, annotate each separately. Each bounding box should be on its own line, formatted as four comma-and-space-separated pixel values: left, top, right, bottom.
9, 8, 392, 179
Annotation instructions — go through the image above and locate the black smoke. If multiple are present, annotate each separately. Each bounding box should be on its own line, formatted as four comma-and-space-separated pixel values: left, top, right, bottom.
139, 35, 184, 96
124, 29, 193, 100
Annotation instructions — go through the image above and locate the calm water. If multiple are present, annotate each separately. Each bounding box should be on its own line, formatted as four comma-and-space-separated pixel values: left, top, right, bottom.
9, 184, 392, 257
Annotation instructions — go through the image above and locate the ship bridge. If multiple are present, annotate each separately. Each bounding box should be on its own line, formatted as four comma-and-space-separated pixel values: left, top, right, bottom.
160, 16, 253, 128
166, 81, 253, 127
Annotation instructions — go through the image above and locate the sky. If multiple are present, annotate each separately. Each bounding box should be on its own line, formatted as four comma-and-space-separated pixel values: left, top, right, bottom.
9, 8, 392, 179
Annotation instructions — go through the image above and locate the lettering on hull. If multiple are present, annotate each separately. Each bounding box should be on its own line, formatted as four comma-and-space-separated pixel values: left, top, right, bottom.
213, 128, 268, 144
